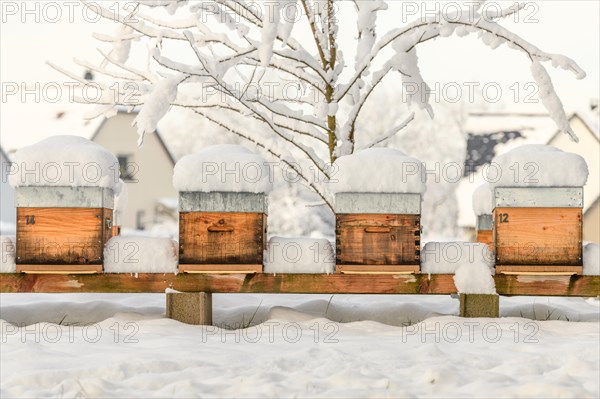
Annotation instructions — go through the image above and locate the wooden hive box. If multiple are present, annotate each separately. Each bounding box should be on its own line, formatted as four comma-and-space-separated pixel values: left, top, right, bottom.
112, 211, 122, 236
178, 191, 267, 273
493, 187, 583, 275
15, 186, 114, 273
476, 214, 494, 253
335, 192, 421, 274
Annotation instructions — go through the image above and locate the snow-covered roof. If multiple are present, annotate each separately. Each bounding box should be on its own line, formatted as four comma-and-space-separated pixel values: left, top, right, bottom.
465, 113, 558, 143
0, 145, 10, 162
156, 197, 178, 210
91, 110, 177, 166
456, 111, 600, 228
574, 108, 600, 140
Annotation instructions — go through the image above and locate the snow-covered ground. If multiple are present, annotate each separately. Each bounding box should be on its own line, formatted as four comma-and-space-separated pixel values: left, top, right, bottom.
1, 293, 598, 397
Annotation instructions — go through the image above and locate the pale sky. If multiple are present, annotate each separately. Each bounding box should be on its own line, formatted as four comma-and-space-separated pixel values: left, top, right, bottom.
1, 1, 598, 151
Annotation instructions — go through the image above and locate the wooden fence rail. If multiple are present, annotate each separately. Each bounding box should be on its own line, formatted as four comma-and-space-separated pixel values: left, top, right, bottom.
1, 273, 598, 297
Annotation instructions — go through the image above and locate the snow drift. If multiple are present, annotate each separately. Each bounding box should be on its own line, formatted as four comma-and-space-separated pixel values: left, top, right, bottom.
583, 243, 600, 276
0, 236, 16, 273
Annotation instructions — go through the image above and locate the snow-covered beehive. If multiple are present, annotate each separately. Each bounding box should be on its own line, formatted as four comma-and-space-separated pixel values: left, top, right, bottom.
489, 145, 588, 275
8, 136, 120, 273
173, 145, 272, 273
331, 148, 426, 274
472, 184, 494, 252
476, 214, 494, 252
112, 179, 128, 236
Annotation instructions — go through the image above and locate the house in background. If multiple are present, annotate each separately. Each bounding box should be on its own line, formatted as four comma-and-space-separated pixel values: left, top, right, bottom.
547, 112, 600, 242
91, 110, 178, 231
0, 145, 16, 233
456, 106, 600, 243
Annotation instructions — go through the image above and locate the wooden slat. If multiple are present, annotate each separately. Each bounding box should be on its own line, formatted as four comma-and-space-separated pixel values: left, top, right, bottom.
336, 214, 420, 265
179, 212, 265, 264
179, 264, 263, 273
336, 265, 420, 274
496, 265, 582, 275
0, 273, 598, 297
16, 207, 112, 265
494, 207, 582, 265
337, 214, 419, 228
15, 264, 103, 274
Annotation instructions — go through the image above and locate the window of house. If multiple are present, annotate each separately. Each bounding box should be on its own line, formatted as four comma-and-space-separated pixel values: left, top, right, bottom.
118, 155, 135, 181
136, 210, 146, 230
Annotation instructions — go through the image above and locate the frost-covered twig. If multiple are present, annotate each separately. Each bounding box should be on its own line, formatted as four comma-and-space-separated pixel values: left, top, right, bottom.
53, 0, 586, 208
360, 112, 415, 149
182, 30, 330, 177
186, 106, 334, 211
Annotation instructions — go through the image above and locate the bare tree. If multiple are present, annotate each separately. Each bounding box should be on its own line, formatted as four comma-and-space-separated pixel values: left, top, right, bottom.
51, 0, 585, 211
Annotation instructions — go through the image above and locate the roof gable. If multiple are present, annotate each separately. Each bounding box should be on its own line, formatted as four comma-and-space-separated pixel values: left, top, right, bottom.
91, 110, 176, 166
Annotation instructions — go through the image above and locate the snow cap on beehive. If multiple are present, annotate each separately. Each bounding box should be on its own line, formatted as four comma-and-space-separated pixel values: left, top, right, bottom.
8, 135, 120, 190
330, 148, 426, 194
114, 179, 128, 215
490, 144, 588, 188
472, 183, 494, 216
173, 144, 273, 193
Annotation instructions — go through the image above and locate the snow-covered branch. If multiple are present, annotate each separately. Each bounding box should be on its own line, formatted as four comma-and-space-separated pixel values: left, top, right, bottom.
54, 0, 586, 209
360, 112, 415, 149
186, 106, 334, 211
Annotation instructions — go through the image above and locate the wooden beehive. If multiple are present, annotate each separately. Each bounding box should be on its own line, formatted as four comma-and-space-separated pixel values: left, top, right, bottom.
15, 186, 114, 273
476, 214, 494, 253
112, 211, 122, 236
178, 191, 267, 273
335, 192, 421, 274
493, 187, 583, 275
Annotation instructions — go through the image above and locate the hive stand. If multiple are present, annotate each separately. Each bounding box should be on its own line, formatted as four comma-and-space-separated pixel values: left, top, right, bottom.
1, 273, 598, 325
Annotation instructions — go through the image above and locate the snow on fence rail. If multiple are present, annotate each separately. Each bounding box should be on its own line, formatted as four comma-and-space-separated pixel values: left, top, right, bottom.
1, 273, 598, 297
103, 237, 178, 274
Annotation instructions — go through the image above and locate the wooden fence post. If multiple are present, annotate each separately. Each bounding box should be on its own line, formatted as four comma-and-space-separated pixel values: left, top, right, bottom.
459, 294, 500, 318
166, 292, 212, 325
